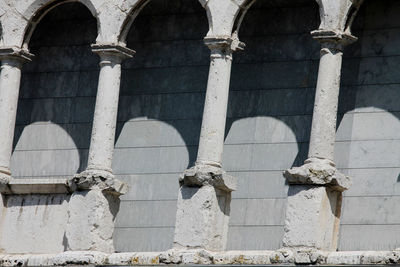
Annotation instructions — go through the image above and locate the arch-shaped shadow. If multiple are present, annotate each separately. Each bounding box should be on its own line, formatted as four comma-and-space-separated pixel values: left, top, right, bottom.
335, 0, 400, 251
12, 2, 99, 178
112, 0, 321, 252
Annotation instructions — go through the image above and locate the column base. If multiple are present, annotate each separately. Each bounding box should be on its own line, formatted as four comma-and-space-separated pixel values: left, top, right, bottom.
174, 165, 236, 251
282, 158, 348, 251
283, 157, 351, 191
69, 169, 128, 195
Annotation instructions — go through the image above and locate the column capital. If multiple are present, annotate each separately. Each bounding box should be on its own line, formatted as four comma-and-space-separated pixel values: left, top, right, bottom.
0, 46, 34, 65
179, 164, 237, 192
91, 43, 136, 63
311, 29, 357, 50
69, 169, 128, 196
204, 35, 245, 54
283, 158, 351, 192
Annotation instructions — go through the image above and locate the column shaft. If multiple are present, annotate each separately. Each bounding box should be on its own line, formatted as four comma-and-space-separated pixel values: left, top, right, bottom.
196, 48, 232, 167
87, 53, 123, 173
0, 58, 23, 177
308, 44, 343, 161
174, 37, 239, 252
283, 32, 355, 251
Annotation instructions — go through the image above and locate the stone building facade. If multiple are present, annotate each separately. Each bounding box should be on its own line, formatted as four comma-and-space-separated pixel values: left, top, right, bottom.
0, 0, 400, 265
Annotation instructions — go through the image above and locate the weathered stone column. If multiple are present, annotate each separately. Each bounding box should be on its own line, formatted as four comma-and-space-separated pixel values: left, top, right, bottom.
173, 37, 243, 251
67, 44, 134, 253
282, 31, 356, 251
0, 47, 33, 189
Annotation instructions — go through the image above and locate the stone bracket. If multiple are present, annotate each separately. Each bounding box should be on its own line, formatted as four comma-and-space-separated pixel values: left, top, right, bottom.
283, 158, 351, 191
204, 36, 245, 52
69, 169, 128, 196
311, 29, 357, 47
0, 46, 34, 62
91, 43, 136, 59
179, 165, 237, 192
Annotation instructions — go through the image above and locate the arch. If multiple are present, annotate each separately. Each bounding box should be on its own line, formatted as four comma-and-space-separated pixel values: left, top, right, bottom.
118, 0, 151, 44
21, 0, 99, 48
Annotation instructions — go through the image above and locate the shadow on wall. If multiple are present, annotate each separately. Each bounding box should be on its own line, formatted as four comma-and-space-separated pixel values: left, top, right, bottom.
11, 2, 99, 179
336, 0, 400, 251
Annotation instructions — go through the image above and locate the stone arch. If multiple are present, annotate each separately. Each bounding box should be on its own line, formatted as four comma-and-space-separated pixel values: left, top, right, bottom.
117, 0, 151, 45
21, 0, 99, 48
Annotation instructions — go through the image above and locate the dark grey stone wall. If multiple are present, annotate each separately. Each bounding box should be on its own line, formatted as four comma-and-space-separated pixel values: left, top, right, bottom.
12, 3, 98, 179
9, 0, 400, 253
337, 0, 400, 251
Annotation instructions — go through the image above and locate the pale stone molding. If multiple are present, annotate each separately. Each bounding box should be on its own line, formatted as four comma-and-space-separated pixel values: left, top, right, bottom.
282, 30, 357, 251
0, 47, 33, 189
2, 249, 400, 266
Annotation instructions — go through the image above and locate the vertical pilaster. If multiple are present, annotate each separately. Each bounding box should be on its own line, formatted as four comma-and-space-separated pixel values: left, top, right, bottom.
0, 47, 33, 189
67, 44, 134, 253
282, 31, 356, 251
173, 36, 243, 251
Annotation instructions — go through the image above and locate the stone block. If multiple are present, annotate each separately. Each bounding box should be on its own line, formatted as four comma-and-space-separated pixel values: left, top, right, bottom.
229, 198, 286, 226
282, 185, 342, 251
0, 194, 69, 253
114, 227, 175, 252
230, 170, 288, 199
116, 174, 179, 201
173, 185, 231, 251
66, 189, 120, 253
226, 225, 284, 250
339, 224, 400, 251
115, 200, 177, 227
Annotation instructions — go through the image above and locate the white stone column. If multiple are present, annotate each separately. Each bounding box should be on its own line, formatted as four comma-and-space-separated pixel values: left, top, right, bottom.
173, 37, 243, 251
282, 31, 356, 251
0, 47, 33, 189
66, 44, 134, 253
70, 44, 134, 193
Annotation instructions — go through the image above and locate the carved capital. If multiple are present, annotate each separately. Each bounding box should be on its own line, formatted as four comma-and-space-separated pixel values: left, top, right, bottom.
311, 30, 357, 50
180, 164, 237, 192
283, 158, 351, 192
69, 169, 128, 196
0, 47, 34, 66
91, 44, 135, 64
204, 35, 245, 57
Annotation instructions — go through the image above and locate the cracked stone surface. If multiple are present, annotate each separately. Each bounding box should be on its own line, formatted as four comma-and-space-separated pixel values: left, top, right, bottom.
284, 158, 351, 191
179, 164, 236, 192
69, 169, 128, 195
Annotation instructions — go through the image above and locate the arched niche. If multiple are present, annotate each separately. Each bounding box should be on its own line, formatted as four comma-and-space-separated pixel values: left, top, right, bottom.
336, 0, 400, 251
112, 0, 209, 252
11, 2, 98, 179
225, 0, 320, 250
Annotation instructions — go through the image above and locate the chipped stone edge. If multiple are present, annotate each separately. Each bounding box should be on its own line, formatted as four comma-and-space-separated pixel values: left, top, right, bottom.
2, 250, 400, 266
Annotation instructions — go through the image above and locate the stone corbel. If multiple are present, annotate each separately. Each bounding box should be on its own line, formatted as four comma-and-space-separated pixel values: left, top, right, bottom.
0, 47, 34, 62
91, 43, 136, 61
68, 170, 128, 196
284, 158, 351, 192
311, 29, 357, 51
180, 165, 236, 192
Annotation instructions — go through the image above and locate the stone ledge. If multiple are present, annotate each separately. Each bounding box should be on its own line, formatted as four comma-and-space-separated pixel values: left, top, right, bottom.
2, 250, 400, 266
0, 178, 71, 194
